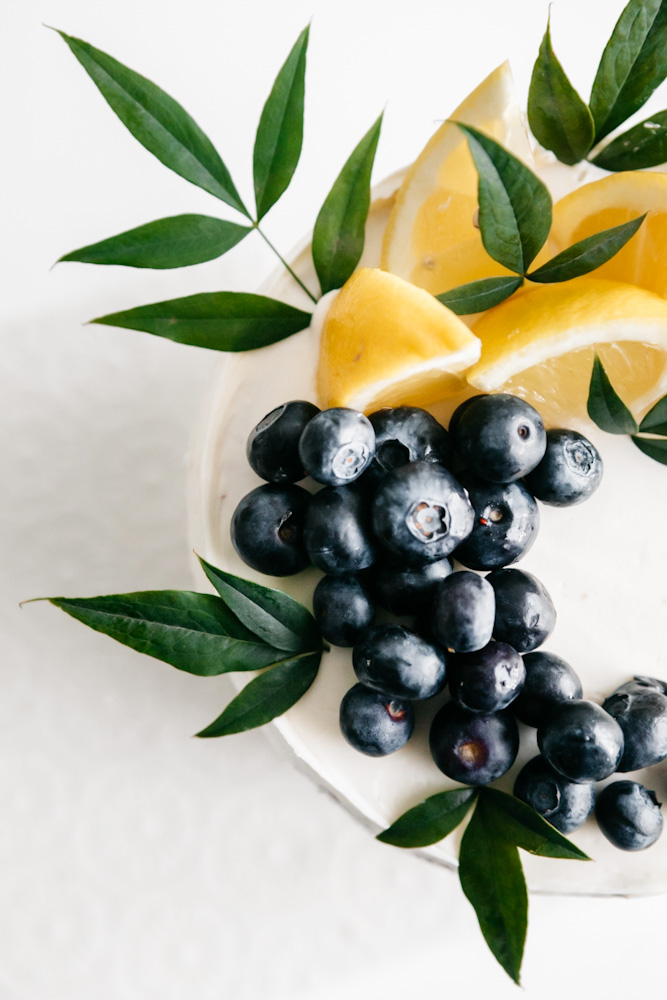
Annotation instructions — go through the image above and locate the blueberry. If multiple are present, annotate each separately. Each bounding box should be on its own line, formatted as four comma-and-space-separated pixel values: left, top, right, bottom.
448, 394, 488, 443
614, 675, 667, 697
340, 683, 415, 756
451, 393, 547, 483
538, 700, 624, 783
247, 400, 320, 483
602, 683, 667, 772
595, 781, 663, 851
512, 651, 583, 728
371, 556, 453, 616
313, 575, 375, 647
365, 407, 451, 485
231, 484, 310, 576
454, 474, 539, 570
372, 461, 474, 564
487, 568, 556, 653
431, 571, 495, 653
299, 408, 375, 486
304, 486, 376, 575
514, 755, 595, 834
353, 623, 447, 700
449, 640, 525, 714
524, 429, 603, 507
429, 701, 519, 785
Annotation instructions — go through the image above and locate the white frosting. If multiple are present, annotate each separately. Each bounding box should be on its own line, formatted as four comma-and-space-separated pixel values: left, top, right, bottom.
187, 169, 667, 896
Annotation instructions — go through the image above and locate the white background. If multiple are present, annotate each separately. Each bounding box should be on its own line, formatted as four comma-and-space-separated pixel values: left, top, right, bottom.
3, 0, 665, 996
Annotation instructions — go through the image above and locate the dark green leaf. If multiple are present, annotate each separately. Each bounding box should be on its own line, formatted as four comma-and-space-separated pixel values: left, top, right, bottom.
90, 292, 311, 351
528, 19, 595, 165
587, 352, 638, 433
481, 789, 590, 860
312, 114, 383, 294
253, 25, 309, 220
55, 29, 248, 214
45, 591, 293, 675
528, 215, 645, 283
59, 215, 251, 269
590, 0, 667, 144
632, 435, 667, 463
458, 794, 527, 985
592, 109, 667, 170
376, 788, 477, 848
196, 651, 321, 737
436, 276, 523, 314
455, 123, 552, 274
198, 557, 321, 653
640, 393, 667, 433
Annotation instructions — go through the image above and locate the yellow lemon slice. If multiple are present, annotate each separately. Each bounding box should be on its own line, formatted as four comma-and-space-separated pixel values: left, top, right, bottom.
550, 171, 667, 298
381, 62, 533, 297
316, 268, 481, 413
466, 278, 667, 425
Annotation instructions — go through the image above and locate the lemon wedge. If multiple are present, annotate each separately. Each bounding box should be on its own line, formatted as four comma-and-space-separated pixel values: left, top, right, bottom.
381, 62, 534, 297
316, 268, 481, 412
550, 172, 667, 298
466, 278, 667, 425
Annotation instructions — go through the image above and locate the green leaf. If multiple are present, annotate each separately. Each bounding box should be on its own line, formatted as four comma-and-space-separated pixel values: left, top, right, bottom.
436, 276, 523, 314
196, 651, 321, 737
45, 591, 293, 675
312, 114, 383, 295
632, 435, 667, 463
90, 292, 311, 351
640, 392, 667, 433
455, 123, 552, 274
592, 109, 667, 170
198, 557, 321, 653
253, 25, 309, 221
59, 215, 251, 269
481, 789, 590, 860
376, 788, 477, 848
458, 793, 527, 985
55, 29, 248, 215
589, 0, 667, 144
587, 352, 638, 433
528, 19, 595, 165
528, 215, 646, 283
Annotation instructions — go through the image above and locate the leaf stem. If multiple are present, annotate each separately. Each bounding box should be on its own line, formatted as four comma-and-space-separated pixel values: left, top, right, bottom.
255, 225, 318, 303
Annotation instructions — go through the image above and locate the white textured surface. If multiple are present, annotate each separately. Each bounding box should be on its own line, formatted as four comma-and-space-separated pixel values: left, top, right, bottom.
3, 0, 666, 996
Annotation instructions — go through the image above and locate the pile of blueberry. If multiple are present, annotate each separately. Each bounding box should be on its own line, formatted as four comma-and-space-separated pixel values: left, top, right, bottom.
231, 394, 666, 852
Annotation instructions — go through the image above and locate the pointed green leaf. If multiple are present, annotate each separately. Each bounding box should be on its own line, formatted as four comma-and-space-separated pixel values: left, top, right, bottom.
198, 557, 321, 653
455, 123, 552, 274
528, 215, 645, 283
45, 591, 293, 675
376, 788, 477, 848
632, 435, 667, 463
592, 109, 667, 170
253, 25, 309, 220
590, 0, 667, 144
90, 292, 311, 351
59, 215, 252, 269
528, 19, 595, 165
482, 789, 590, 860
458, 794, 527, 985
312, 114, 383, 294
55, 29, 248, 215
587, 352, 638, 433
436, 276, 523, 314
640, 393, 667, 434
196, 651, 321, 736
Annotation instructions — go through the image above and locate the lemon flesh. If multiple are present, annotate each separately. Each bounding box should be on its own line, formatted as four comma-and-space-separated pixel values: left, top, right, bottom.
381, 62, 533, 297
316, 268, 481, 413
467, 278, 667, 425
550, 172, 667, 299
